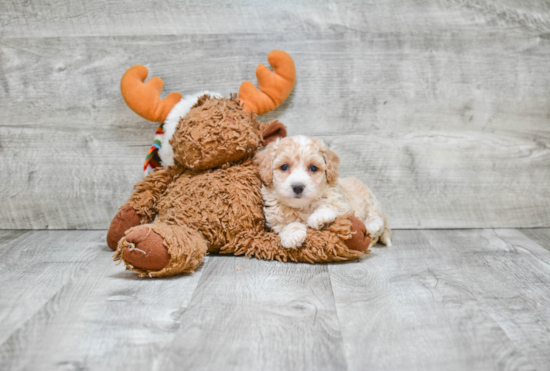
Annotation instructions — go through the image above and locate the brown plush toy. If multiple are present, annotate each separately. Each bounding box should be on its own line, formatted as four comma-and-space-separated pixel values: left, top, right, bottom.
107, 50, 371, 277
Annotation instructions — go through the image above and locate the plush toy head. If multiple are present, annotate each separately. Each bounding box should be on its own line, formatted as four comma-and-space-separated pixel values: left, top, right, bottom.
120, 50, 295, 173
171, 96, 262, 170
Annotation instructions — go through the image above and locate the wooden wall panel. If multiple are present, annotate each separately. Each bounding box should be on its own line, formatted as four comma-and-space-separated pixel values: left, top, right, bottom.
0, 1, 549, 228
8, 0, 547, 38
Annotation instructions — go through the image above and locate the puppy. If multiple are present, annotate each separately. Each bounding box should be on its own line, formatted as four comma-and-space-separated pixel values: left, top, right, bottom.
254, 135, 392, 249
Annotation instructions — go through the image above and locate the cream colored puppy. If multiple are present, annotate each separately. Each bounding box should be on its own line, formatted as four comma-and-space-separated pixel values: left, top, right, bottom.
254, 135, 392, 249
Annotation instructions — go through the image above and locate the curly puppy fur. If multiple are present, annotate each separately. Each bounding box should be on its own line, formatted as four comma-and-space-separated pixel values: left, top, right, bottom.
255, 135, 392, 249
113, 97, 365, 277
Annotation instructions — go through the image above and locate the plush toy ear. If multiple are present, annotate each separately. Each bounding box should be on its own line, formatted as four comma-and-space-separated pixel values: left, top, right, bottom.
254, 142, 277, 185
262, 120, 287, 146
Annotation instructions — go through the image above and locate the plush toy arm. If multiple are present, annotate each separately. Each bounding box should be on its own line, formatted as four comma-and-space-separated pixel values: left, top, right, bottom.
124, 168, 172, 223
221, 216, 368, 263
107, 168, 173, 250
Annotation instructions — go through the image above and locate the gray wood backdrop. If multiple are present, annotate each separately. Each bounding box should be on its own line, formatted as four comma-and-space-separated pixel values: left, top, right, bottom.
1, 0, 549, 229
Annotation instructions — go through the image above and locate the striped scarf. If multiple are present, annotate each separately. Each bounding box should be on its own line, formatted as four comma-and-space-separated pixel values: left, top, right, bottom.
144, 123, 164, 175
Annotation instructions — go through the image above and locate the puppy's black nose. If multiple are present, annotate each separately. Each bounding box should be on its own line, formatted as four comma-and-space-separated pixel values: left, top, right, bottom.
292, 183, 305, 195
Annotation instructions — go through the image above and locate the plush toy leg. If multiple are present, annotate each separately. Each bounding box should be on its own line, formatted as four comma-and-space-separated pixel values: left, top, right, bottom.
106, 205, 141, 250
221, 216, 368, 263
113, 222, 208, 278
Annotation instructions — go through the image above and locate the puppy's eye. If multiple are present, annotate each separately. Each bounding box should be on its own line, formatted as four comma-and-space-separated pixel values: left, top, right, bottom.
280, 164, 289, 171
309, 165, 318, 173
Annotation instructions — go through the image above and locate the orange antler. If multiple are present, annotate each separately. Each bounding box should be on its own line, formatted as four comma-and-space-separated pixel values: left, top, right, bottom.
120, 65, 182, 123
239, 50, 296, 116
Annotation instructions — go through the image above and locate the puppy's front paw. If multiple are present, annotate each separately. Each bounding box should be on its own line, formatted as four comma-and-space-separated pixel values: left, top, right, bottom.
280, 223, 308, 249
307, 209, 336, 230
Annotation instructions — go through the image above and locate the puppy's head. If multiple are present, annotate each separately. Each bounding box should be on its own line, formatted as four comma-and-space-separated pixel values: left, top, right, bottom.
254, 135, 339, 208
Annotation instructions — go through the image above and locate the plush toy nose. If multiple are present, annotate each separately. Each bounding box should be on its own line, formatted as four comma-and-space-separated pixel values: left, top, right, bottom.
292, 183, 305, 195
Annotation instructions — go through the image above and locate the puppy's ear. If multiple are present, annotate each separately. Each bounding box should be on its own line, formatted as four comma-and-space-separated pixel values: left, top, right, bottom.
322, 144, 340, 185
254, 141, 277, 184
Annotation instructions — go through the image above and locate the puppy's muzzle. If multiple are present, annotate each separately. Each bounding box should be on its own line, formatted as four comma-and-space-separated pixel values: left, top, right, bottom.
291, 183, 305, 196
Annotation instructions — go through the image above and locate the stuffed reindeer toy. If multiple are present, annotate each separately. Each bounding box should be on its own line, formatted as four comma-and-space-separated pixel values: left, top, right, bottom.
107, 50, 372, 277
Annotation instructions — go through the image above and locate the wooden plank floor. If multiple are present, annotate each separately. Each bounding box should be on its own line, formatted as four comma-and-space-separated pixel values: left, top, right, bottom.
0, 229, 549, 371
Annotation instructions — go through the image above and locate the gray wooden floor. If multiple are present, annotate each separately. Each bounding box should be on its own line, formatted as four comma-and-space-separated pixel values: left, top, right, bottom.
1, 229, 549, 371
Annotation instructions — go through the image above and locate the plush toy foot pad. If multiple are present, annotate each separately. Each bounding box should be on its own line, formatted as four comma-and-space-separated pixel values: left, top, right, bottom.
345, 217, 372, 252
106, 205, 141, 250
122, 227, 170, 271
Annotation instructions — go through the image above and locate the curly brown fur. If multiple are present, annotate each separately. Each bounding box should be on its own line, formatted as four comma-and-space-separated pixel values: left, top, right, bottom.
125, 168, 172, 223
221, 216, 364, 263
156, 159, 265, 249
171, 96, 262, 170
